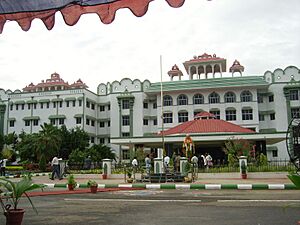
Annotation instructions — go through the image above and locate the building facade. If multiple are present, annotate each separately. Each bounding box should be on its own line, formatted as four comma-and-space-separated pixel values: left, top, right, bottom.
0, 54, 299, 162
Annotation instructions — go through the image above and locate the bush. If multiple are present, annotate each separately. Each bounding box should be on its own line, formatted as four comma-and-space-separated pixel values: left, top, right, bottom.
39, 154, 47, 171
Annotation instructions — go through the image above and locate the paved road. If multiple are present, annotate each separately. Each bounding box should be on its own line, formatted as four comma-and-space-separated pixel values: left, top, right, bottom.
1, 189, 300, 225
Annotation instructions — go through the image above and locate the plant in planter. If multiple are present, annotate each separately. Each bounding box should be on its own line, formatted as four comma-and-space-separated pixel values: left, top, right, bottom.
67, 174, 77, 191
102, 163, 108, 179
87, 180, 98, 193
0, 177, 45, 225
241, 161, 247, 179
127, 170, 133, 183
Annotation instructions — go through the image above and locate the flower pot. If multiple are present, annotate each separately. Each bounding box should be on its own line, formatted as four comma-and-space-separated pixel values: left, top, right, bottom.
127, 178, 133, 183
241, 173, 247, 179
102, 174, 107, 179
5, 209, 25, 225
90, 185, 98, 193
68, 184, 75, 191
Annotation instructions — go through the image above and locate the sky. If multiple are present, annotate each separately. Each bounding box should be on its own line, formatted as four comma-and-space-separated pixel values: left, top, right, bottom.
0, 0, 299, 93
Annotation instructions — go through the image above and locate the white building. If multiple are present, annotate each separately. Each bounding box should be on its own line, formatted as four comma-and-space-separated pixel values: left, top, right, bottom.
0, 53, 299, 162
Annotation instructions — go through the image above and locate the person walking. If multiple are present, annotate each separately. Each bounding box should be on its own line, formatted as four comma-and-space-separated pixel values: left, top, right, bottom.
50, 156, 62, 180
131, 157, 138, 180
163, 155, 170, 173
205, 153, 213, 169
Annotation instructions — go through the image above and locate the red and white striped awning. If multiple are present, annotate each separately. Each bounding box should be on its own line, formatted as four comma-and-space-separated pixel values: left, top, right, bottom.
0, 0, 185, 33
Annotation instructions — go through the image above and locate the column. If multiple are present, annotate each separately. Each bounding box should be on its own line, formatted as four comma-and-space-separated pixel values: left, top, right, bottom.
212, 64, 215, 78
117, 99, 122, 137
129, 99, 135, 136
0, 102, 6, 136
219, 63, 223, 77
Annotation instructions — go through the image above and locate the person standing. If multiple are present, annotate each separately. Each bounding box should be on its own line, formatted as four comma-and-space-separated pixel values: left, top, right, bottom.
201, 154, 207, 169
145, 154, 151, 175
131, 157, 138, 180
50, 156, 61, 180
163, 155, 170, 173
0, 158, 7, 176
205, 153, 213, 169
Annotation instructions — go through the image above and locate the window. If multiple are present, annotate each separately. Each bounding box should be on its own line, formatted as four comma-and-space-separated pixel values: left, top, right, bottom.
28, 104, 31, 110
177, 94, 188, 105
53, 102, 56, 108
99, 121, 105, 127
178, 111, 188, 123
153, 102, 157, 109
33, 120, 39, 126
9, 121, 15, 127
59, 101, 62, 108
270, 113, 275, 120
10, 105, 13, 111
72, 100, 75, 107
242, 109, 253, 120
40, 103, 44, 109
108, 104, 110, 111
209, 110, 220, 119
25, 120, 30, 126
122, 115, 130, 126
163, 95, 173, 106
268, 95, 274, 102
193, 94, 204, 104
66, 101, 70, 107
86, 119, 90, 125
122, 100, 130, 109
122, 149, 130, 160
209, 92, 220, 104
122, 132, 130, 137
259, 114, 265, 121
50, 119, 55, 125
100, 105, 105, 111
91, 103, 95, 110
143, 119, 148, 125
79, 100, 82, 107
59, 118, 64, 125
21, 104, 24, 110
16, 104, 19, 110
143, 102, 148, 109
100, 138, 105, 144
107, 121, 110, 127
90, 137, 95, 144
291, 108, 300, 119
46, 102, 49, 108
257, 95, 263, 103
153, 119, 157, 125
290, 90, 299, 100
87, 101, 91, 108
76, 117, 82, 124
33, 103, 37, 109
224, 92, 236, 103
163, 112, 173, 123
194, 110, 202, 116
272, 150, 278, 157
225, 109, 236, 121
241, 91, 252, 102
108, 138, 110, 143
91, 120, 95, 126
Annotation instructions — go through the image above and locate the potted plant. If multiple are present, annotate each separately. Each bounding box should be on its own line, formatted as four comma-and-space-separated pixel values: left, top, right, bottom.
67, 174, 77, 191
87, 180, 98, 193
102, 163, 108, 179
241, 161, 247, 179
0, 177, 45, 225
127, 170, 133, 183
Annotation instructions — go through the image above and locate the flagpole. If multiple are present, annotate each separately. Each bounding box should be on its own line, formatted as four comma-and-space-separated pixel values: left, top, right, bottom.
160, 55, 165, 157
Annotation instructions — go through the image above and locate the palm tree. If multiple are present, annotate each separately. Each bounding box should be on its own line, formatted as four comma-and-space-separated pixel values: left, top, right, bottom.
36, 123, 61, 162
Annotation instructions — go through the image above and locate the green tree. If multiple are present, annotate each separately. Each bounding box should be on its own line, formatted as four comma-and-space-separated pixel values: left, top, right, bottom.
4, 132, 18, 149
36, 123, 61, 162
223, 138, 252, 163
0, 133, 4, 154
16, 133, 39, 163
87, 144, 116, 162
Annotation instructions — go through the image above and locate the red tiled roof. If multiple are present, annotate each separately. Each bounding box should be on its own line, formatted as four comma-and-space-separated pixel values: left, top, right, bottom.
161, 113, 255, 136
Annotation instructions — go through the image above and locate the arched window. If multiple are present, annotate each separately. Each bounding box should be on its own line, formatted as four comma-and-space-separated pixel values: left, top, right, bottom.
209, 92, 220, 104
193, 94, 204, 104
224, 92, 236, 103
163, 95, 173, 106
177, 94, 188, 105
241, 91, 252, 102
